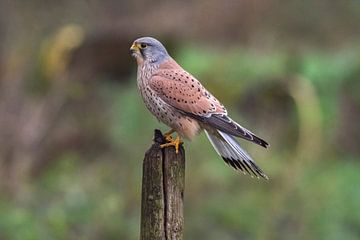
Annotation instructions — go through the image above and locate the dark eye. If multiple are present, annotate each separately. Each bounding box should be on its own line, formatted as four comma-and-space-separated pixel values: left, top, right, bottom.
140, 43, 147, 49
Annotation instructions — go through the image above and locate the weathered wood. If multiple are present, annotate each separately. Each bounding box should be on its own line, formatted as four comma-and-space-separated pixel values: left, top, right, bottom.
140, 129, 185, 240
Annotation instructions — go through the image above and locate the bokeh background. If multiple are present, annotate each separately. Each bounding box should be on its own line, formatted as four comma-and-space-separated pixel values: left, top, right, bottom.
0, 1, 359, 239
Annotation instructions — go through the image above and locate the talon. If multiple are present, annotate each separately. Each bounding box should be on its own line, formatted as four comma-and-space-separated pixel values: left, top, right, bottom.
163, 129, 175, 143
160, 135, 183, 154
164, 134, 173, 143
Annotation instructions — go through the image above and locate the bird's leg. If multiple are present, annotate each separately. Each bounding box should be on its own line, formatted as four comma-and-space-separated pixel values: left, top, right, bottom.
160, 134, 183, 154
163, 129, 175, 142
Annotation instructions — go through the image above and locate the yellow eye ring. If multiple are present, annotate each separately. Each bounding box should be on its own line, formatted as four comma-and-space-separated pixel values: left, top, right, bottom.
140, 43, 147, 49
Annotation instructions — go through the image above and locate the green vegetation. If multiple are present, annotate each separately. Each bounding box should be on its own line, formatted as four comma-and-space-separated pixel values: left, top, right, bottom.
0, 43, 359, 239
1, 1, 360, 239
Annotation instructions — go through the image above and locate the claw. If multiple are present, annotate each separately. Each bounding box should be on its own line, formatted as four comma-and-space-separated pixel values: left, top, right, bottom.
163, 129, 175, 143
160, 135, 183, 154
164, 134, 173, 142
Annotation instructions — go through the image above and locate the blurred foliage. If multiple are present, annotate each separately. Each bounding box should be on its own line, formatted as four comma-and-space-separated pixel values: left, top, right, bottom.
0, 1, 360, 240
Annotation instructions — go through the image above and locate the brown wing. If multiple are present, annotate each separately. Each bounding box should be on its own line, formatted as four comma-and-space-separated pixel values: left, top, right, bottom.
150, 69, 226, 116
150, 69, 269, 148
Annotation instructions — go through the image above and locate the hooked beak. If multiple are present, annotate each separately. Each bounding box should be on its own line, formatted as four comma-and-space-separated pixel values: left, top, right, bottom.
130, 43, 140, 56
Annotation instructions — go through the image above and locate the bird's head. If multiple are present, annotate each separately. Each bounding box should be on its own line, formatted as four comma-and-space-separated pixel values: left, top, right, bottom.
130, 37, 169, 65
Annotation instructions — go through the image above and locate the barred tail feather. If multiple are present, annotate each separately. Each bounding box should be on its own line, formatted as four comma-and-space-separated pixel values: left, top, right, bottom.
205, 130, 268, 179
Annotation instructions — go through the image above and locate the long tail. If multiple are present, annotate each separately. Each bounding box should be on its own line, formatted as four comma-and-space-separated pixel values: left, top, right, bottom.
205, 130, 268, 179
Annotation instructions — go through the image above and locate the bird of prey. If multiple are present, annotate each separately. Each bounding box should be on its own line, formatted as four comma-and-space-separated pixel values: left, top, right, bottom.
130, 37, 269, 179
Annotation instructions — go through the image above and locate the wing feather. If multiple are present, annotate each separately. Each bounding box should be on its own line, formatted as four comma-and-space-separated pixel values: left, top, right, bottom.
150, 68, 268, 148
150, 69, 226, 116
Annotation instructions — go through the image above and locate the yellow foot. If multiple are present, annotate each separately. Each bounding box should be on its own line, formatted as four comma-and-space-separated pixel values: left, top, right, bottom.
160, 135, 183, 154
163, 129, 175, 142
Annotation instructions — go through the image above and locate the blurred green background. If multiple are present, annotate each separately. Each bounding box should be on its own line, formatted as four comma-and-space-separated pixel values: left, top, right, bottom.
0, 1, 359, 239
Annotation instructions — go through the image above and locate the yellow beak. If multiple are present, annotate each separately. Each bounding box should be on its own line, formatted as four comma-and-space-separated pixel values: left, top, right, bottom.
130, 43, 139, 53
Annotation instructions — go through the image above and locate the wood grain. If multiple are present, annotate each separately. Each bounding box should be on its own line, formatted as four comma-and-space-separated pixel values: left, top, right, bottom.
140, 130, 185, 240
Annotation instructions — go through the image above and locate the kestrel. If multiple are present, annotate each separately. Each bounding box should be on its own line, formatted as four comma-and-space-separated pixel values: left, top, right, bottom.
130, 37, 269, 179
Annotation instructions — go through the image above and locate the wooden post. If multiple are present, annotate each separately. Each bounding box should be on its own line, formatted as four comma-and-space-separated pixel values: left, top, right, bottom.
140, 129, 185, 240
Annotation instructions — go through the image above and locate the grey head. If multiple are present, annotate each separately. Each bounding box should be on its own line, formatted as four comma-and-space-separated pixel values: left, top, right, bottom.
130, 37, 170, 64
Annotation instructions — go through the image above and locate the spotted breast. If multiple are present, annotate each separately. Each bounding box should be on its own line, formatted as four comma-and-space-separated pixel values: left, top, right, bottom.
137, 59, 200, 139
